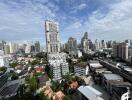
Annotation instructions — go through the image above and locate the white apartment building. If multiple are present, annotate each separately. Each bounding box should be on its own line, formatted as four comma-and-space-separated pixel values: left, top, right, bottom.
48, 53, 69, 80
0, 55, 9, 67
74, 62, 89, 76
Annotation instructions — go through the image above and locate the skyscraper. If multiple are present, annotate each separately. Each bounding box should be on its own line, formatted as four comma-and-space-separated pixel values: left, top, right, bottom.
67, 37, 77, 56
0, 40, 6, 54
95, 39, 99, 51
101, 40, 107, 49
35, 41, 40, 53
45, 20, 60, 53
81, 32, 89, 53
45, 20, 69, 80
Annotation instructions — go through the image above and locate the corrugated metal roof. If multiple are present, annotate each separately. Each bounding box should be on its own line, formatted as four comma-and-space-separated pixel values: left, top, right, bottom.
103, 73, 123, 81
78, 86, 104, 100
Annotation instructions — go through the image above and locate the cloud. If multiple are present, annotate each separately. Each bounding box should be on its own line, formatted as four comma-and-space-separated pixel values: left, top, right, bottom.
78, 3, 87, 10
87, 0, 132, 40
0, 0, 57, 42
0, 0, 132, 44
65, 22, 82, 30
70, 3, 87, 14
70, 0, 132, 41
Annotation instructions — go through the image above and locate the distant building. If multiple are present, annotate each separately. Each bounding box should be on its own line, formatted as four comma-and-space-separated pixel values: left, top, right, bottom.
61, 43, 68, 52
77, 50, 82, 58
81, 32, 89, 54
106, 41, 112, 48
89, 39, 94, 50
35, 41, 40, 53
25, 44, 31, 54
128, 46, 132, 59
0, 56, 9, 67
67, 37, 77, 56
130, 40, 132, 46
30, 45, 35, 53
45, 20, 60, 53
74, 62, 89, 76
4, 44, 10, 55
113, 43, 128, 61
8, 42, 18, 54
95, 39, 100, 51
101, 40, 107, 49
0, 40, 6, 52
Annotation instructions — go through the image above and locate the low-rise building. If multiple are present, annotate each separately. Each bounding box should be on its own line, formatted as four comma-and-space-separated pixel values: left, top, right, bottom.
78, 86, 104, 100
101, 72, 123, 93
74, 62, 89, 76
0, 54, 25, 99
88, 60, 107, 73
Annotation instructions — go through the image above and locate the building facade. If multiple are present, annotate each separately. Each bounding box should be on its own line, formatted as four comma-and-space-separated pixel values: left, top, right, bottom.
74, 62, 89, 76
45, 20, 60, 53
48, 53, 69, 80
67, 37, 77, 56
81, 32, 89, 54
35, 41, 40, 53
113, 43, 128, 61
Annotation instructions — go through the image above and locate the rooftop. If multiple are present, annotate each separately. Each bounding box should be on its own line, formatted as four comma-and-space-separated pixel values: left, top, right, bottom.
75, 62, 87, 68
103, 73, 123, 81
0, 83, 19, 97
78, 86, 104, 100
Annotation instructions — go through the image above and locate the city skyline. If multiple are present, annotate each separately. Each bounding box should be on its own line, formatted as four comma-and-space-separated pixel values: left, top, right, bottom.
0, 0, 132, 45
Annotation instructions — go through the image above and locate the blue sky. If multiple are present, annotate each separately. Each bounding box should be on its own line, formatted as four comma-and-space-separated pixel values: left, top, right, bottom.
0, 0, 132, 45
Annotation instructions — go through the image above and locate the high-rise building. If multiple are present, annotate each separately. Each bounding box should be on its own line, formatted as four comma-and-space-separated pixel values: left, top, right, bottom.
67, 37, 77, 56
113, 43, 128, 61
130, 40, 132, 47
25, 44, 31, 54
45, 20, 60, 53
45, 20, 69, 80
128, 46, 132, 59
61, 43, 68, 52
101, 40, 107, 49
4, 44, 10, 55
81, 32, 89, 53
106, 41, 112, 48
35, 41, 40, 53
8, 42, 18, 54
89, 39, 93, 50
95, 39, 99, 51
0, 40, 6, 54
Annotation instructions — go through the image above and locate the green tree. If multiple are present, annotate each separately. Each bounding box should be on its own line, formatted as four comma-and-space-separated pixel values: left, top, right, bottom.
31, 60, 40, 65
11, 73, 19, 80
29, 76, 38, 92
63, 95, 72, 100
9, 62, 18, 68
51, 80, 60, 92
36, 91, 49, 100
26, 76, 38, 93
0, 66, 7, 72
